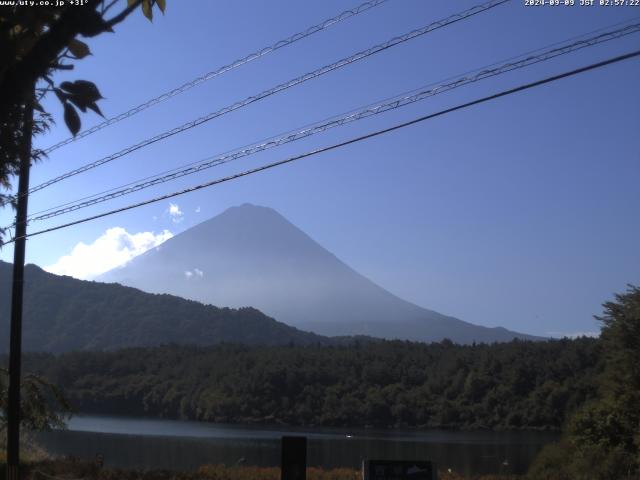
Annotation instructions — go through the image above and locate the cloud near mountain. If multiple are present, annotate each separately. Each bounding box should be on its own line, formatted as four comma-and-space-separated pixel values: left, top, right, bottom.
45, 227, 173, 280
98, 204, 542, 344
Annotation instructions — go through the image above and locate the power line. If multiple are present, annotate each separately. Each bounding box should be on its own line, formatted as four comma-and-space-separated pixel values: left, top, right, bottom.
23, 0, 510, 198
21, 21, 640, 225
41, 0, 389, 154
6, 48, 639, 245
28, 14, 640, 222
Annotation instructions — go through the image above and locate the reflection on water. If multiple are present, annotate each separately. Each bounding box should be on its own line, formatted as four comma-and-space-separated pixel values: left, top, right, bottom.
34, 415, 559, 475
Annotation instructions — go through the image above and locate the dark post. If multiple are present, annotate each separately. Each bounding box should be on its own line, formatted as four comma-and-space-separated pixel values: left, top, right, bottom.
281, 436, 307, 480
6, 96, 34, 480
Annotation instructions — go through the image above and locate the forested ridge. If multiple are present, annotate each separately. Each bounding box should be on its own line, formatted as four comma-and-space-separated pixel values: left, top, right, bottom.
21, 337, 601, 431
0, 261, 330, 352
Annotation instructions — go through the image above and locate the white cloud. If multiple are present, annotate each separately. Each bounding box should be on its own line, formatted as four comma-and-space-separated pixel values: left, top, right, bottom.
168, 203, 183, 223
195, 206, 201, 213
185, 268, 204, 279
169, 203, 182, 216
45, 227, 173, 280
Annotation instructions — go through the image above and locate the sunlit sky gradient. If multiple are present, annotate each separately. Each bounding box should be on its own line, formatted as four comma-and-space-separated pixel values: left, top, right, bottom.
1, 0, 639, 337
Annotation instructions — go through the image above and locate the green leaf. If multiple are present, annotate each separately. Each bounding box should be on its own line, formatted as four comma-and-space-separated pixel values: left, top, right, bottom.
60, 80, 103, 103
87, 102, 104, 118
32, 99, 45, 113
59, 81, 75, 93
53, 88, 67, 103
142, 0, 153, 21
68, 38, 91, 59
60, 80, 104, 117
156, 0, 166, 14
63, 102, 81, 136
67, 96, 88, 113
127, 0, 137, 5
73, 80, 104, 100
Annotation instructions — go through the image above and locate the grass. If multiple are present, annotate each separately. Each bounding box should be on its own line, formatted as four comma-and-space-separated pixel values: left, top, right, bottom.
0, 435, 523, 480
0, 458, 526, 480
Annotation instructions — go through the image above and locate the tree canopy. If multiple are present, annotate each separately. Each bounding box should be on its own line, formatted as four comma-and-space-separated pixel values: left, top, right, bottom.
528, 285, 640, 479
0, 0, 165, 242
19, 337, 602, 431
0, 367, 70, 433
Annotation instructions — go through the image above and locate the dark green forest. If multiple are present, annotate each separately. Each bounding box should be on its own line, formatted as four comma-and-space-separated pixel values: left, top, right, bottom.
0, 261, 329, 352
5, 285, 639, 479
22, 337, 601, 431
528, 285, 640, 479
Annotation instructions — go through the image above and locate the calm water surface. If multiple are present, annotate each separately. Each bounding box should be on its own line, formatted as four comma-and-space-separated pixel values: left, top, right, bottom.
35, 414, 559, 475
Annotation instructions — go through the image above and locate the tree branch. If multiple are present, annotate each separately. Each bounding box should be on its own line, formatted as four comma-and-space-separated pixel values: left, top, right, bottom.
102, 0, 121, 15
0, 1, 142, 112
105, 0, 143, 28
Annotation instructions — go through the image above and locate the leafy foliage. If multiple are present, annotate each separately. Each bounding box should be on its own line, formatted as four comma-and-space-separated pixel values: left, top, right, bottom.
0, 367, 71, 433
19, 337, 602, 431
0, 0, 165, 240
528, 286, 640, 479
57, 79, 105, 134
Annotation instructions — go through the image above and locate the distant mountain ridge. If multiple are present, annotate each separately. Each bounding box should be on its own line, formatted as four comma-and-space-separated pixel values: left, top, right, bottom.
99, 203, 541, 344
0, 261, 330, 353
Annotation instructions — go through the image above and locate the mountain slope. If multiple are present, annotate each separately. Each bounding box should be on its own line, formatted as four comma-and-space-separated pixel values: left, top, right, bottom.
0, 261, 328, 353
99, 204, 540, 343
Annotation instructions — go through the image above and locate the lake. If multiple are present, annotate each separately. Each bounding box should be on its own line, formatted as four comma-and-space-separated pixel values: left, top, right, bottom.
34, 414, 559, 475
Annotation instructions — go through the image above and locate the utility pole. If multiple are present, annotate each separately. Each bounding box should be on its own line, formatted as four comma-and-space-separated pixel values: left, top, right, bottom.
6, 91, 34, 480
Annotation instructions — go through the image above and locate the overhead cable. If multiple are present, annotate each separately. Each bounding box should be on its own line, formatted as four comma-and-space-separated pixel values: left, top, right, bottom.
23, 22, 640, 224
6, 48, 638, 245
24, 0, 510, 198
42, 0, 389, 154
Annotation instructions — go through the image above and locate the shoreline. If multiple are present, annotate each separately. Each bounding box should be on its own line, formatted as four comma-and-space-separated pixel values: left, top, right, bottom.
63, 411, 563, 434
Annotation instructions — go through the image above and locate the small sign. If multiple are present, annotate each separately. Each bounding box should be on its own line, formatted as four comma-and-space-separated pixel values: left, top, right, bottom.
362, 460, 437, 480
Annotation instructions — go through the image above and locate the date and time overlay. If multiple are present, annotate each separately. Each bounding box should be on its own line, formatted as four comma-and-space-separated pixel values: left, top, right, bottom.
525, 0, 640, 6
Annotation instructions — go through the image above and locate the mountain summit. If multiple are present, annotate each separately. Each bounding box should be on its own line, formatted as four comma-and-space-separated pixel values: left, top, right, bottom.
99, 204, 538, 343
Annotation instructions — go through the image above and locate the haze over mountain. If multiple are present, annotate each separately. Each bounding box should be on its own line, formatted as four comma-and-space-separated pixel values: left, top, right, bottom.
0, 261, 328, 353
99, 204, 540, 343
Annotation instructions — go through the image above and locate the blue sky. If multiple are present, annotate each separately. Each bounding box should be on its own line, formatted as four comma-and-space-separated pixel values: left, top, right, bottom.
1, 0, 639, 337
